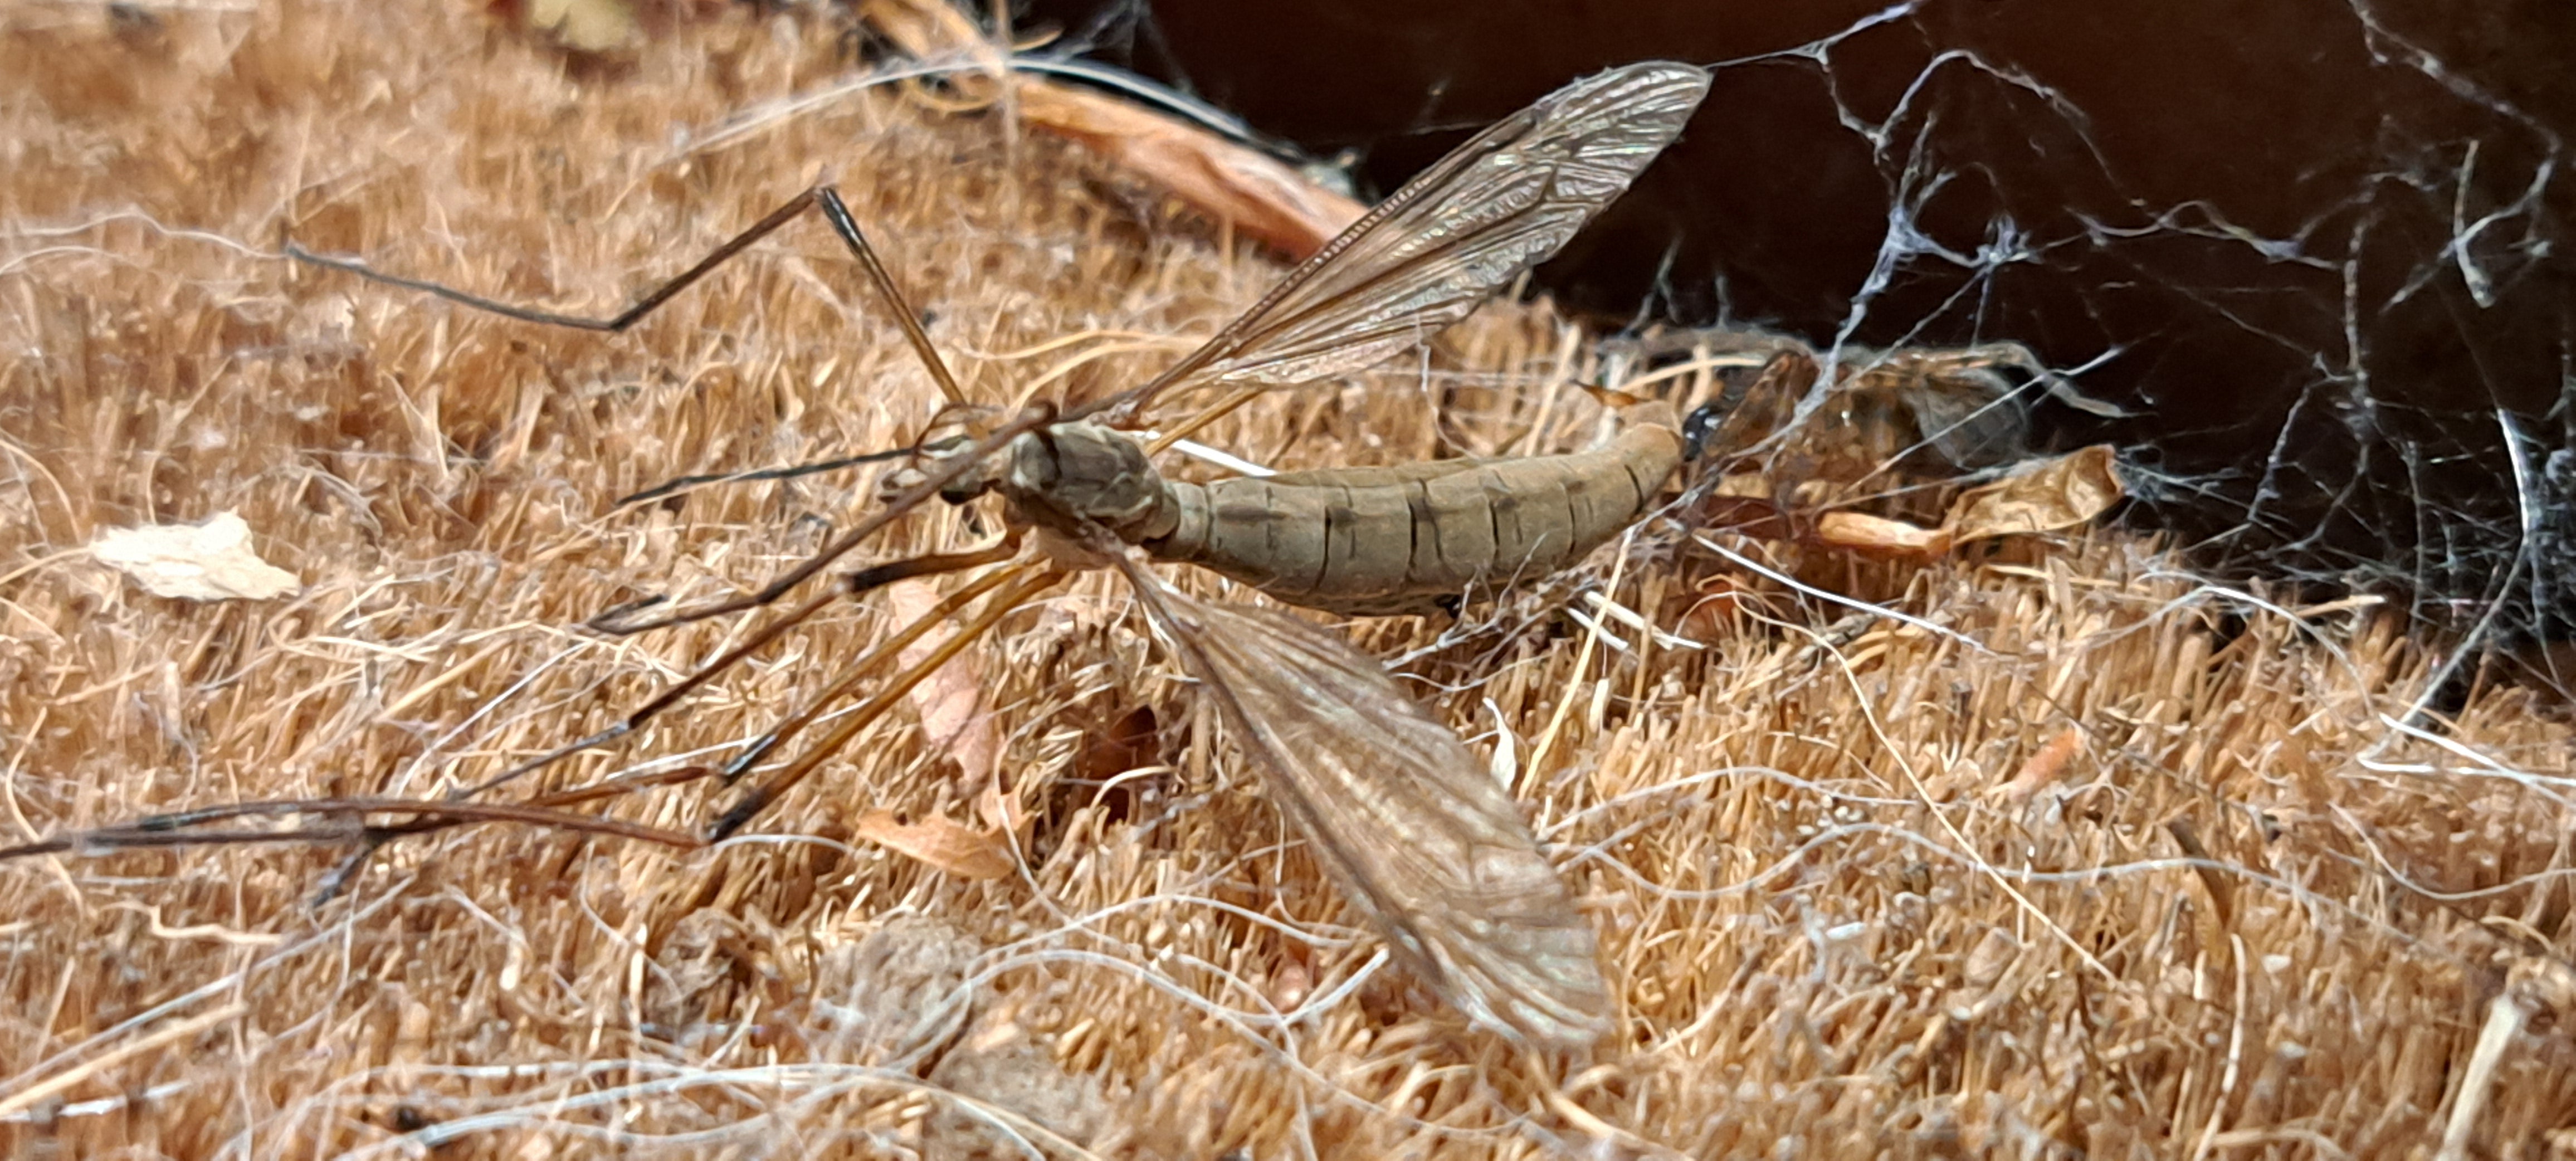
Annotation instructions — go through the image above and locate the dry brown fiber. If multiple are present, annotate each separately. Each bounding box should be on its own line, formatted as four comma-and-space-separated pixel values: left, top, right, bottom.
3, 3, 2574, 1158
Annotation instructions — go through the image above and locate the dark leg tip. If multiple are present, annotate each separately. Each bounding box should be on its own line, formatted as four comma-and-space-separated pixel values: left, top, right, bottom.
586, 594, 670, 635
718, 736, 778, 785
710, 795, 768, 841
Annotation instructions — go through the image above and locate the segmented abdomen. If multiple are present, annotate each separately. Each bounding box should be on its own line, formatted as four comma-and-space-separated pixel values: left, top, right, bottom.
1145, 423, 1683, 616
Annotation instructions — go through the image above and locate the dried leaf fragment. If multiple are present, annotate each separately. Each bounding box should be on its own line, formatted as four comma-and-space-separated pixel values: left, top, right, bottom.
860, 0, 1364, 258
1988, 726, 2086, 802
1817, 511, 1950, 559
852, 810, 1016, 880
1014, 83, 1365, 259
505, 0, 640, 52
1945, 445, 2124, 545
1694, 472, 1797, 540
975, 778, 1028, 841
1805, 445, 2124, 560
889, 579, 1002, 786
1964, 926, 2022, 989
91, 510, 299, 601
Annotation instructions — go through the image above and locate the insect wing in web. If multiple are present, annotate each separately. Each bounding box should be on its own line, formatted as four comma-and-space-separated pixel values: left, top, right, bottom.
1882, 354, 2035, 470
1111, 555, 1611, 1047
1097, 61, 1712, 421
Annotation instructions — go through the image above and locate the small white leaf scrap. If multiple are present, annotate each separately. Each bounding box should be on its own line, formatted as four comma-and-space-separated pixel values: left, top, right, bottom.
91, 510, 299, 601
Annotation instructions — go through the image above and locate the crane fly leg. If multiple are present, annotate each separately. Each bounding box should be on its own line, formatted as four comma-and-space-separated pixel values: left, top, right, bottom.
292, 183, 1042, 637
1140, 383, 1266, 454
613, 445, 921, 509
588, 407, 1052, 635
287, 184, 965, 406
712, 564, 1065, 840
713, 554, 1027, 786
271, 543, 1014, 901
1, 783, 712, 866
295, 580, 852, 898
450, 536, 1027, 810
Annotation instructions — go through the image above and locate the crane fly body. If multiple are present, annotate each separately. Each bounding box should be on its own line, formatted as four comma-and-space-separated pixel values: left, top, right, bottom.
915, 411, 1687, 617
36, 61, 1714, 1048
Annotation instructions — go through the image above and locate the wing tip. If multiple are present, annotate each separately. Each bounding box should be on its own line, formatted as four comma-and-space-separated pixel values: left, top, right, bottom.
1598, 59, 1716, 97
1487, 987, 1618, 1052
1559, 60, 1713, 143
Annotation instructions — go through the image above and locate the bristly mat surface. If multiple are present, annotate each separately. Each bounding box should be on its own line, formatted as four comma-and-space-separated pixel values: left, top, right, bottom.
4, 4, 2574, 1158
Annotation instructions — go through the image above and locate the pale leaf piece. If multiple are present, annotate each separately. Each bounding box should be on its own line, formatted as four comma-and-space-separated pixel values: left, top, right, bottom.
91, 510, 299, 601
521, 0, 640, 52
1964, 926, 2022, 990
889, 579, 1001, 785
1944, 445, 2124, 545
852, 810, 1016, 881
1817, 511, 1950, 559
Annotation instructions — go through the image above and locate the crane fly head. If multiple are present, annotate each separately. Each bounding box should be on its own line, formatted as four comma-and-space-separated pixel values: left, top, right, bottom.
872, 402, 1014, 507
874, 431, 991, 507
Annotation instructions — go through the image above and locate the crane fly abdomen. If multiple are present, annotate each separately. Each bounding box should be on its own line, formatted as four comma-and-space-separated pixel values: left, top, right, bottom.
1150, 420, 1685, 616
978, 414, 1687, 616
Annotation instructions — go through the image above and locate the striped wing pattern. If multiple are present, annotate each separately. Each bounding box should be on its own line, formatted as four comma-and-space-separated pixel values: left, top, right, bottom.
1106, 62, 1712, 418
1114, 557, 1612, 1046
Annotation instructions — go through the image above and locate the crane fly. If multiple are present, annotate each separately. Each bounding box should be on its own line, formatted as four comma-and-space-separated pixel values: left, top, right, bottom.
18, 61, 1714, 1048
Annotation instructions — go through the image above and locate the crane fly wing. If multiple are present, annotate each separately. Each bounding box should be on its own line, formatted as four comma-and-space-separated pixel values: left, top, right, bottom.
1895, 362, 2033, 469
1102, 62, 1712, 421
1110, 555, 1612, 1047
994, 58, 1702, 1045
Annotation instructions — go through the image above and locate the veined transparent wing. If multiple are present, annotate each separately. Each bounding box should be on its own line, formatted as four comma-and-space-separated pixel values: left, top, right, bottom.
1110, 554, 1612, 1047
1095, 61, 1711, 424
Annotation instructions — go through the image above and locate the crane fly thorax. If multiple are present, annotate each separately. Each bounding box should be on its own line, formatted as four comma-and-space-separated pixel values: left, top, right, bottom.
989, 422, 1183, 547
877, 422, 1180, 569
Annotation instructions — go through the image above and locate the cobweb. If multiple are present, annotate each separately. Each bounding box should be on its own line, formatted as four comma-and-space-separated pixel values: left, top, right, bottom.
1047, 0, 2575, 672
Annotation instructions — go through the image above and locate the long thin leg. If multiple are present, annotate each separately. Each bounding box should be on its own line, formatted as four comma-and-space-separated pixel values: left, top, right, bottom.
294, 539, 1022, 900
587, 406, 1053, 635
713, 558, 1031, 787
308, 763, 726, 904
2, 790, 709, 864
297, 184, 1058, 633
713, 564, 1065, 840
289, 185, 968, 406
1143, 383, 1266, 455
463, 538, 1023, 802
613, 445, 920, 509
